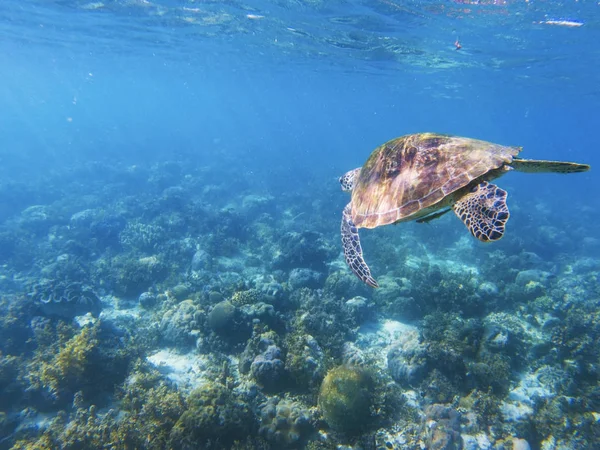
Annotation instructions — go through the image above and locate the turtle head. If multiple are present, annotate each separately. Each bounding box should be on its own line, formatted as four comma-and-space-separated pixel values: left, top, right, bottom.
339, 167, 361, 192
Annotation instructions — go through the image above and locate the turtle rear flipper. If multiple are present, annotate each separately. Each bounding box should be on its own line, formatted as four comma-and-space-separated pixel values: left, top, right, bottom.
453, 182, 509, 242
342, 203, 379, 288
511, 158, 590, 173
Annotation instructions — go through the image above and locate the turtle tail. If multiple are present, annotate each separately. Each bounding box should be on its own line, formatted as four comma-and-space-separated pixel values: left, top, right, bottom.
510, 158, 590, 174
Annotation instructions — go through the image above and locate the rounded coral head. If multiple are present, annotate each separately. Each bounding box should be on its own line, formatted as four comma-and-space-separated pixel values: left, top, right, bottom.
318, 365, 374, 433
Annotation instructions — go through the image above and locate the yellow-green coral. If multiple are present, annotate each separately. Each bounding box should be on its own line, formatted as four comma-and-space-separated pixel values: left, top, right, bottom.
120, 363, 185, 440
169, 381, 252, 447
318, 365, 374, 433
284, 329, 326, 390
117, 367, 185, 448
230, 289, 261, 306
30, 325, 99, 398
16, 364, 186, 450
11, 433, 56, 450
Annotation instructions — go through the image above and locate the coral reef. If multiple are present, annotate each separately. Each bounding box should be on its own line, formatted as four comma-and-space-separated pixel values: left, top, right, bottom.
259, 397, 315, 447
288, 268, 324, 289
240, 330, 288, 391
230, 288, 262, 306
191, 248, 211, 271
28, 280, 102, 318
208, 300, 237, 331
120, 220, 166, 252
27, 321, 135, 407
207, 300, 252, 344
250, 342, 286, 390
343, 296, 375, 324
387, 331, 428, 387
28, 324, 100, 402
160, 299, 201, 348
12, 365, 185, 449
423, 404, 462, 450
285, 332, 325, 389
273, 231, 335, 272
169, 381, 254, 449
100, 253, 169, 297
0, 295, 37, 355
0, 353, 23, 407
318, 365, 375, 433
0, 145, 597, 450
139, 290, 158, 308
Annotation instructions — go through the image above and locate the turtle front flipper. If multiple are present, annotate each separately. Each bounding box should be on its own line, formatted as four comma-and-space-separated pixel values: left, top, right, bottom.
453, 182, 509, 242
342, 203, 379, 288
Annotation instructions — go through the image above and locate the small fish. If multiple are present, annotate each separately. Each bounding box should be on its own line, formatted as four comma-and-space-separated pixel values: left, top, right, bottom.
539, 19, 583, 27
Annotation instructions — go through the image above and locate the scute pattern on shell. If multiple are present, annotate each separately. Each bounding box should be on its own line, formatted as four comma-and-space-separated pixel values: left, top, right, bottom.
351, 133, 521, 229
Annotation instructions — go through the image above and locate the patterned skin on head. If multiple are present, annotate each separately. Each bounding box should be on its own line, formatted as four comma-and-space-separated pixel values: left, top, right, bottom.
339, 168, 361, 192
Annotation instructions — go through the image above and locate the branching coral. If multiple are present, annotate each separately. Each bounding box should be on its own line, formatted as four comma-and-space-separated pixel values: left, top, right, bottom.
120, 221, 165, 252
27, 320, 135, 408
169, 381, 254, 449
29, 325, 99, 400
230, 288, 261, 306
15, 363, 185, 449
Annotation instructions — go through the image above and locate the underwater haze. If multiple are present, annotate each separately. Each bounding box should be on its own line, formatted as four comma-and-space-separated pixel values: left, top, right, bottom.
0, 0, 598, 449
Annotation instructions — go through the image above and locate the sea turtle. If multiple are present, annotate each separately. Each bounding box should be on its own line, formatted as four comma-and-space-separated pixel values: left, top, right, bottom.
339, 132, 590, 288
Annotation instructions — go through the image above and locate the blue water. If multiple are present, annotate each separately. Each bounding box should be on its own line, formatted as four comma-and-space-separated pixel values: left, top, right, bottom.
0, 0, 598, 448
1, 1, 597, 253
